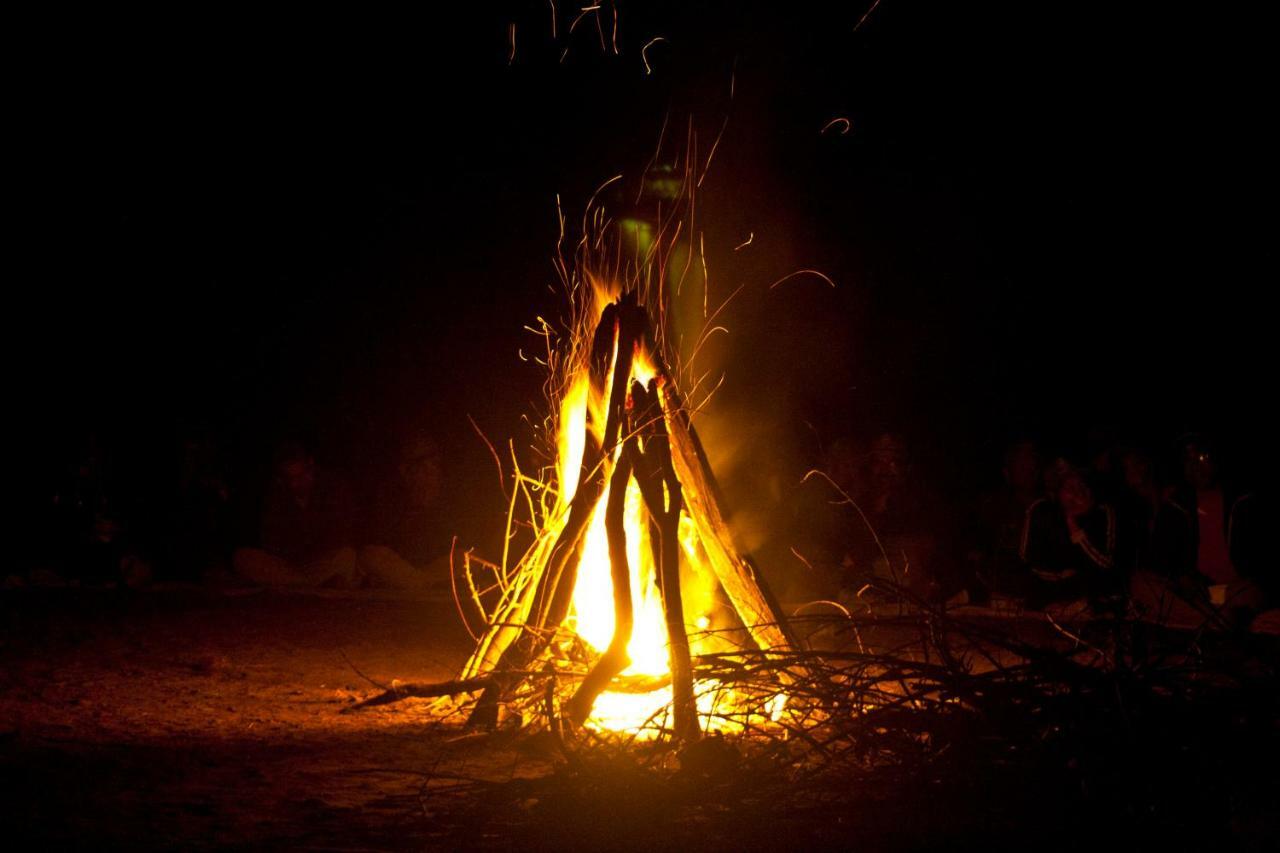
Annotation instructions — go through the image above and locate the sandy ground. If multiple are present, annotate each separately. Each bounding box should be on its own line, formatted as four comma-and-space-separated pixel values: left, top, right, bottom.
0, 586, 567, 849
5, 586, 1276, 850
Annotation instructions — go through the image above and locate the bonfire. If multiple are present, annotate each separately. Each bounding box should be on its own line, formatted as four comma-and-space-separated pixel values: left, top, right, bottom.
351, 174, 806, 741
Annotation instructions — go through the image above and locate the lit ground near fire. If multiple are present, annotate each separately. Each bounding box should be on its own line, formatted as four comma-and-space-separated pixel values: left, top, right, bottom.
0, 588, 500, 848
3, 587, 1277, 850
0, 588, 869, 850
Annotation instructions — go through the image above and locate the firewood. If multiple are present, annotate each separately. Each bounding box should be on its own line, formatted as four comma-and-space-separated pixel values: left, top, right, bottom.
469, 297, 648, 727
564, 447, 636, 725
645, 333, 801, 658
630, 378, 699, 740
341, 676, 494, 712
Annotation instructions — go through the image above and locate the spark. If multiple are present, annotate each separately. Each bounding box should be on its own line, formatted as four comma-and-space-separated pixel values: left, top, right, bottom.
697, 115, 729, 188
637, 111, 671, 203
699, 231, 709, 317
549, 0, 557, 39
641, 36, 667, 75
687, 326, 729, 368
611, 1, 619, 54
583, 175, 623, 232
768, 269, 837, 290
569, 6, 599, 35
508, 22, 517, 65
854, 0, 884, 33
467, 414, 506, 496
734, 232, 753, 251
821, 117, 852, 135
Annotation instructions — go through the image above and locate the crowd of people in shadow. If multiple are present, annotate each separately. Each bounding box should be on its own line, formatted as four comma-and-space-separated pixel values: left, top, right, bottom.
788, 429, 1269, 630
12, 429, 455, 594
10, 421, 1270, 632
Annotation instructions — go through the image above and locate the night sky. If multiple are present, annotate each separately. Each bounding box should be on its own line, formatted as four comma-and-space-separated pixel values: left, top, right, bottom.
15, 2, 1269, 552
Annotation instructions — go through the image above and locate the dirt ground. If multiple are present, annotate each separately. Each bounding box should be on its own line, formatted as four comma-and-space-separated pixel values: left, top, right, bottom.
4, 587, 1277, 850
0, 586, 575, 849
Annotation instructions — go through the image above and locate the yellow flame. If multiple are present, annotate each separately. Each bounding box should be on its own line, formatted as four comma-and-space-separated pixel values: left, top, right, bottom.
547, 281, 782, 734
584, 679, 789, 737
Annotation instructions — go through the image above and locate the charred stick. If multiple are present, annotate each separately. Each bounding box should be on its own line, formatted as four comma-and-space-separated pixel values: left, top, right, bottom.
630, 378, 700, 740
565, 447, 636, 725
640, 332, 803, 659
342, 676, 494, 712
469, 298, 646, 727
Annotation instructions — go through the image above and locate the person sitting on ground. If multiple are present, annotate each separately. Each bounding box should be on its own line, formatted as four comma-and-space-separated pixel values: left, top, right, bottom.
964, 439, 1044, 604
28, 432, 152, 588
232, 441, 359, 588
162, 427, 233, 582
1115, 446, 1163, 573
357, 432, 452, 590
1017, 459, 1120, 610
845, 432, 939, 598
1145, 436, 1263, 625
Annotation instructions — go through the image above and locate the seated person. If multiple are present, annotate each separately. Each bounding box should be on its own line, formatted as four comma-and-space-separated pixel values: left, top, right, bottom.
1141, 436, 1264, 626
1016, 460, 1120, 609
845, 433, 940, 599
963, 439, 1044, 604
358, 433, 452, 590
1115, 446, 1162, 573
232, 442, 359, 588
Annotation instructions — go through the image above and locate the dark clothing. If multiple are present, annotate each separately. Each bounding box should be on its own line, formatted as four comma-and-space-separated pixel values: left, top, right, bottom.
260, 475, 355, 565
960, 487, 1042, 602
365, 482, 450, 566
1021, 500, 1117, 574
1114, 489, 1160, 574
973, 488, 1041, 570
1151, 486, 1263, 593
1016, 499, 1120, 603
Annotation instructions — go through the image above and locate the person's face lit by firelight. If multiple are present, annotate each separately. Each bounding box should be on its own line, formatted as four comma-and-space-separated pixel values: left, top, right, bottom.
1183, 444, 1217, 491
1058, 472, 1095, 518
278, 457, 316, 502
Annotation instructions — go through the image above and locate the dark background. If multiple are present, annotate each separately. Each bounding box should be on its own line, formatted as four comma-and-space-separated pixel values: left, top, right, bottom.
13, 2, 1269, 560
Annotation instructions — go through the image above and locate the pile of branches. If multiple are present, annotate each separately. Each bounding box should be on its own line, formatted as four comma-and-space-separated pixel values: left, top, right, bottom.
350, 582, 1280, 847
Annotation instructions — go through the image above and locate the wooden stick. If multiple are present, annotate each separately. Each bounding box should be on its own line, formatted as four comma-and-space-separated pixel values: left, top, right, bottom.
645, 332, 802, 657
631, 379, 700, 741
468, 297, 647, 727
341, 676, 493, 712
564, 447, 635, 725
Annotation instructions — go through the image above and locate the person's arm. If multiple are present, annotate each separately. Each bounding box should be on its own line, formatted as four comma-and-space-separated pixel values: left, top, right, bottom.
1019, 499, 1051, 570
1068, 505, 1115, 570
1151, 500, 1194, 580
1228, 494, 1259, 584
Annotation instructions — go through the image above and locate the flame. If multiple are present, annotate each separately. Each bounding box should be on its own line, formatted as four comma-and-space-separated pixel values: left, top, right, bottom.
546, 298, 780, 734
561, 342, 703, 679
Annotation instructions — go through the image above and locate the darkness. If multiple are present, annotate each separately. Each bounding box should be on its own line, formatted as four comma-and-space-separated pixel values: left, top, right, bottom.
13, 2, 1270, 560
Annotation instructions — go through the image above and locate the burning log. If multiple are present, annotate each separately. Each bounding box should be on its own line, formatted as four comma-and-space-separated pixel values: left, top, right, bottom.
648, 331, 803, 659
451, 293, 800, 737
563, 442, 635, 725
469, 296, 647, 728
627, 378, 699, 741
